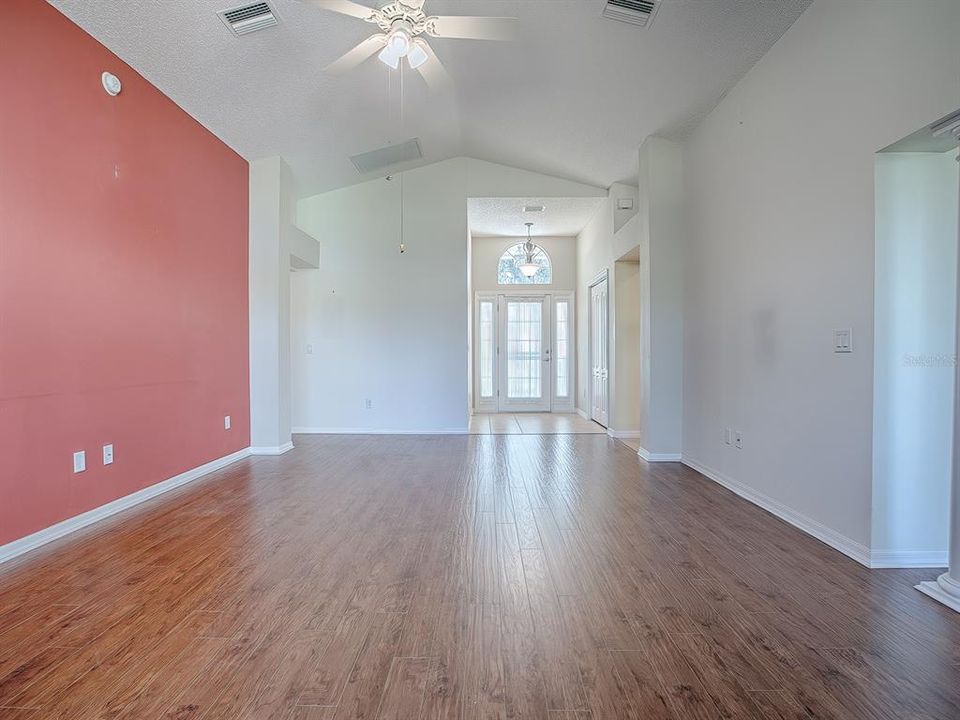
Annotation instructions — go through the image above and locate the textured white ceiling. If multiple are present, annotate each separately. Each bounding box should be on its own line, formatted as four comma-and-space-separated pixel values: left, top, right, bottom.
469, 197, 605, 238
49, 0, 811, 197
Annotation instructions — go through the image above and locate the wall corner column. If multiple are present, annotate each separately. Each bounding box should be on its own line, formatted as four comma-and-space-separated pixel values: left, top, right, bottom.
917, 123, 960, 611
248, 157, 317, 455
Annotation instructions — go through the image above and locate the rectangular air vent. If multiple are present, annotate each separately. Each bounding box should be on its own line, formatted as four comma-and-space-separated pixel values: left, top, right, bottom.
603, 0, 661, 28
350, 139, 423, 174
219, 2, 279, 36
523, 205, 545, 213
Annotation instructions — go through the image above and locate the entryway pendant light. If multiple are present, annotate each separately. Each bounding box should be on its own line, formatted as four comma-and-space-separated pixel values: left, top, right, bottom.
518, 222, 541, 278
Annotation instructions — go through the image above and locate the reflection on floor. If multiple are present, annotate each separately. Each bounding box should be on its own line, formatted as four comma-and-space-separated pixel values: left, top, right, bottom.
618, 436, 642, 452
469, 412, 607, 435
4, 435, 956, 718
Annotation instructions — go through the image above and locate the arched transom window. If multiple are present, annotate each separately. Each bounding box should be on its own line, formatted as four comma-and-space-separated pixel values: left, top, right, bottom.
497, 243, 552, 285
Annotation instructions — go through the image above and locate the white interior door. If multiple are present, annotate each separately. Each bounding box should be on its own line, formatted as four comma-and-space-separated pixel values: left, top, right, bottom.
590, 278, 609, 426
498, 296, 551, 412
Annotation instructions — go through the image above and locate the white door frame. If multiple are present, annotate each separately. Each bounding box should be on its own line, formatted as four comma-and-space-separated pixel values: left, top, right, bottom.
589, 270, 610, 427
472, 290, 575, 413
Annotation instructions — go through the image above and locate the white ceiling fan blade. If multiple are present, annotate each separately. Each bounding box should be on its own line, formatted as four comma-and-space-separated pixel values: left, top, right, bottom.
426, 16, 519, 41
402, 0, 427, 7
303, 0, 378, 22
324, 34, 388, 74
414, 42, 453, 93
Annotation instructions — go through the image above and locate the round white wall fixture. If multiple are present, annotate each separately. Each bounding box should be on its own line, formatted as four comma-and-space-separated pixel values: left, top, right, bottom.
101, 72, 121, 96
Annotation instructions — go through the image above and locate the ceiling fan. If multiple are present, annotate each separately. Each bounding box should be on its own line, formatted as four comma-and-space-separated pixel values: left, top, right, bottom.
303, 0, 518, 89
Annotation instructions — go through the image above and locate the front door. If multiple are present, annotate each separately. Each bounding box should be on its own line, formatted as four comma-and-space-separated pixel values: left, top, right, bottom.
498, 297, 551, 412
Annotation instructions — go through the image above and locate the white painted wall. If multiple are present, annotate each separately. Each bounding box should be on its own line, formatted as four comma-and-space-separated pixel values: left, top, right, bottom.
250, 157, 320, 452
292, 157, 603, 433
641, 138, 685, 457
249, 158, 284, 450
576, 149, 683, 458
576, 185, 642, 425
471, 236, 576, 293
873, 150, 958, 562
613, 259, 642, 433
682, 0, 960, 560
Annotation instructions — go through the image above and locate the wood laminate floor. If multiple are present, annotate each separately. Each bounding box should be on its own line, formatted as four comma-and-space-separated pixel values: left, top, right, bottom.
468, 414, 607, 435
1, 434, 958, 719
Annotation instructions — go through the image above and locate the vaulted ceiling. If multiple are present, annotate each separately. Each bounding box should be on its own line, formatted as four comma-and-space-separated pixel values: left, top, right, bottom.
469, 197, 605, 238
51, 0, 811, 197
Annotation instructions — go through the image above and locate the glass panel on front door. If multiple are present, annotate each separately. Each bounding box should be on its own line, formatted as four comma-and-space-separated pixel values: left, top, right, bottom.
506, 301, 543, 399
555, 300, 569, 399
479, 300, 495, 398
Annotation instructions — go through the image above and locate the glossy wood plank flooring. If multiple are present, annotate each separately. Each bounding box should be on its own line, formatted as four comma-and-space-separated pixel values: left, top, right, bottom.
1, 434, 959, 719
468, 414, 607, 435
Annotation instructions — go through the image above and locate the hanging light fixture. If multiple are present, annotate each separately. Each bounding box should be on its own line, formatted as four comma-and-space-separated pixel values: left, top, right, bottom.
517, 222, 541, 278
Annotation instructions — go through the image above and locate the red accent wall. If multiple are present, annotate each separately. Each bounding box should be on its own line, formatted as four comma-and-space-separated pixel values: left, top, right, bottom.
0, 0, 250, 546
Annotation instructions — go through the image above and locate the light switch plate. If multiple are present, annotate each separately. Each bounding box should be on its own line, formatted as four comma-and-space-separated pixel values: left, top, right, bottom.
224, 415, 231, 430
73, 451, 86, 473
834, 328, 853, 353
102, 444, 114, 465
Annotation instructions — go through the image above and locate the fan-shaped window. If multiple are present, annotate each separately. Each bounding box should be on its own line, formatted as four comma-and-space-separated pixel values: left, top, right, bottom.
497, 243, 552, 285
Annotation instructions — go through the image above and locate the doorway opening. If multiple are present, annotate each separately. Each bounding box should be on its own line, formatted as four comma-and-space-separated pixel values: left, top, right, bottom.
872, 111, 959, 567
612, 246, 643, 446
589, 271, 609, 427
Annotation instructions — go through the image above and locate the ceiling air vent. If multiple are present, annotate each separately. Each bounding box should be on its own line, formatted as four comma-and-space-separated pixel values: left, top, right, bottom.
523, 205, 545, 213
350, 139, 423, 174
603, 0, 661, 28
219, 2, 279, 37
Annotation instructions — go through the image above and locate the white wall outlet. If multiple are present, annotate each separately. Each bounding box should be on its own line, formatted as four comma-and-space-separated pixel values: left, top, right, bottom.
306, 344, 314, 355
102, 444, 114, 465
73, 451, 86, 473
365, 399, 373, 410
735, 431, 743, 449
834, 328, 853, 353
224, 415, 231, 430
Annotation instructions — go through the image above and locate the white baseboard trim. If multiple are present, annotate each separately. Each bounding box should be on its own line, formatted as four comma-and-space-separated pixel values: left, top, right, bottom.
870, 549, 948, 569
0, 447, 252, 566
249, 441, 295, 455
638, 447, 682, 462
291, 427, 468, 435
916, 573, 960, 613
681, 456, 872, 567
607, 429, 642, 439
575, 408, 590, 420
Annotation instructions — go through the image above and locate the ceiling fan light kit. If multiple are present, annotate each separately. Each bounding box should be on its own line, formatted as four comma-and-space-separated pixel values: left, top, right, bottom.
307, 0, 518, 87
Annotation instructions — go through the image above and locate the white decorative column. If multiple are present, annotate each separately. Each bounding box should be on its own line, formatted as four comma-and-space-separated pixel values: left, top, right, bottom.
917, 118, 960, 612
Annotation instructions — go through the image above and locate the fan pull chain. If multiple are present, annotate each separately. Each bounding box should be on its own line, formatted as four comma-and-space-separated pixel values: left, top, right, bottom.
399, 171, 405, 254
